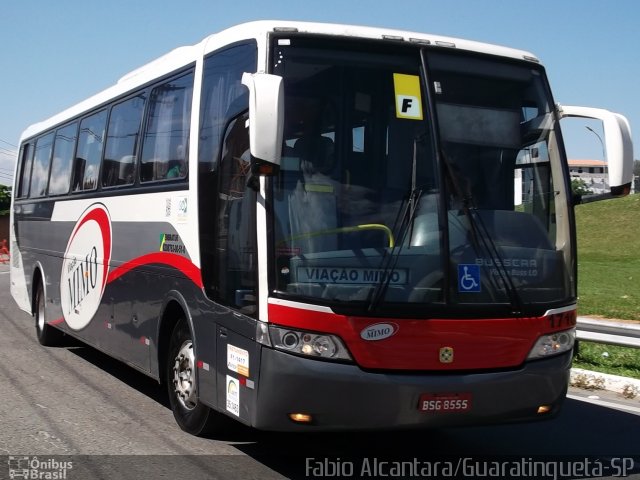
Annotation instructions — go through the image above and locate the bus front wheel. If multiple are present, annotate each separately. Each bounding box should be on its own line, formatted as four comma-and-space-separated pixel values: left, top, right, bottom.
167, 319, 224, 436
34, 283, 63, 346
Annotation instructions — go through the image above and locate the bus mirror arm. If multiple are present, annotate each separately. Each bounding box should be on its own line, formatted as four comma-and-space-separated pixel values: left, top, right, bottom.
573, 191, 611, 206
558, 104, 634, 200
242, 72, 285, 174
573, 185, 632, 206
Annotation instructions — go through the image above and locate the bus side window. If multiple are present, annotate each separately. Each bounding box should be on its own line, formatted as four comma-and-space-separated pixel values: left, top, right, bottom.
72, 110, 107, 192
140, 73, 193, 183
29, 133, 55, 198
49, 122, 78, 196
102, 93, 146, 188
16, 143, 34, 198
197, 41, 257, 303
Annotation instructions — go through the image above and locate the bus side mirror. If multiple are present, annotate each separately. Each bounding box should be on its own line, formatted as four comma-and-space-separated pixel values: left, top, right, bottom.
242, 72, 284, 175
558, 105, 634, 200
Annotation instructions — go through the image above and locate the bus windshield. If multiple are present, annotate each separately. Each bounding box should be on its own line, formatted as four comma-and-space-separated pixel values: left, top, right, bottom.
270, 39, 574, 316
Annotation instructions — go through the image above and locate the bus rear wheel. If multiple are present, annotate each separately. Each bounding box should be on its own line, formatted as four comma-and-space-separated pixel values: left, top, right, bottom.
167, 319, 225, 436
34, 283, 63, 346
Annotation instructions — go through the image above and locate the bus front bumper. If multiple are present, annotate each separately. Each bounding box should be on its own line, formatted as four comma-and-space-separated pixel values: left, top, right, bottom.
251, 347, 572, 431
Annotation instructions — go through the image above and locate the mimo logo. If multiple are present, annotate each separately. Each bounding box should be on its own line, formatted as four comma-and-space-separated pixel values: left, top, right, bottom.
360, 322, 399, 341
60, 203, 112, 330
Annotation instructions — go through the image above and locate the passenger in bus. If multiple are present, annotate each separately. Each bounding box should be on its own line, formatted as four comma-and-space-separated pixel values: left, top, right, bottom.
166, 144, 187, 179
288, 133, 339, 253
166, 160, 185, 179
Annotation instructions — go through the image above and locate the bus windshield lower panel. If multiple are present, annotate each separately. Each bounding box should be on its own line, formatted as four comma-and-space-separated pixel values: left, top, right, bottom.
270, 39, 574, 317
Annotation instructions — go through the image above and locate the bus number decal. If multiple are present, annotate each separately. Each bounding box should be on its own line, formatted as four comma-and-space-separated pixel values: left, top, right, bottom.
60, 203, 112, 331
227, 344, 250, 377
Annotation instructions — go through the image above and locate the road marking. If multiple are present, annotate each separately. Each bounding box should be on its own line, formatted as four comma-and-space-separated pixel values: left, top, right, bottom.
567, 393, 640, 415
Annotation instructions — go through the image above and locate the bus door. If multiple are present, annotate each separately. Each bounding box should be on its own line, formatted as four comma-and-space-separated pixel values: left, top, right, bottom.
212, 112, 262, 424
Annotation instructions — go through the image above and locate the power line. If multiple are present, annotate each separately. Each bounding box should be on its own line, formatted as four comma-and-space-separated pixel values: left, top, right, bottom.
0, 146, 17, 156
0, 138, 17, 148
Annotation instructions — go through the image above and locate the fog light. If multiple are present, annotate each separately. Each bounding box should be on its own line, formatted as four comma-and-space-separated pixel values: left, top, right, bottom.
537, 405, 552, 414
289, 413, 313, 423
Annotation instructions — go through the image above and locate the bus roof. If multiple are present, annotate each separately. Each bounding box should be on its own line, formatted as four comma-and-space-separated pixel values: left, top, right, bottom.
234, 20, 539, 61
20, 20, 540, 142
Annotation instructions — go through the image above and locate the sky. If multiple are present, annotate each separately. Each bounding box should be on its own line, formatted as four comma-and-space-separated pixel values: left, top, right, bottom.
1, 0, 638, 186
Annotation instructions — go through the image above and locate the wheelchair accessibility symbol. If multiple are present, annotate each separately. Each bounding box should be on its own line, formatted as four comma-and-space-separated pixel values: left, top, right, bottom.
458, 264, 481, 293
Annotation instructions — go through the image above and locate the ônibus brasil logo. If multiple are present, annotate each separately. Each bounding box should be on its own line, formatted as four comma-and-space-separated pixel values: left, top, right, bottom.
60, 203, 112, 331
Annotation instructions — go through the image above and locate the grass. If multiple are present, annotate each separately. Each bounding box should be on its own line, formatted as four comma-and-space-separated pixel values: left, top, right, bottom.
575, 193, 640, 321
572, 193, 640, 381
573, 341, 640, 381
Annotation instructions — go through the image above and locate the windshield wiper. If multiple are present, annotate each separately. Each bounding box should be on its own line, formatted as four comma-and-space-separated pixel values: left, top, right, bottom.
367, 134, 425, 313
441, 153, 523, 315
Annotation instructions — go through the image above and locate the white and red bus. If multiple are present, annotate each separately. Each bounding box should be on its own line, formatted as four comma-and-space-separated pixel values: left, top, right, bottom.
10, 21, 634, 434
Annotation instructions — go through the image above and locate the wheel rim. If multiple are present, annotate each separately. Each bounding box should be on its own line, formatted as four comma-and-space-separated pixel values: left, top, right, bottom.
37, 290, 45, 333
172, 340, 197, 410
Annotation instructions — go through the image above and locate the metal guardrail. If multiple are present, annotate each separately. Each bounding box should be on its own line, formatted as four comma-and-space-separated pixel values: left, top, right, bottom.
576, 316, 640, 348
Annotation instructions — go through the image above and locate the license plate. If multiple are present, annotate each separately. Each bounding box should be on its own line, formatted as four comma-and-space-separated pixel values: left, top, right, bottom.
419, 392, 472, 413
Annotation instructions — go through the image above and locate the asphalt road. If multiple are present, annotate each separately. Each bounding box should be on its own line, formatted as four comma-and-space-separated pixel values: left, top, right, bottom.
1, 263, 639, 480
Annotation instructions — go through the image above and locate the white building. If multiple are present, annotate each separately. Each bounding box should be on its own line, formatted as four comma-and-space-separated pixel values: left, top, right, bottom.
568, 159, 608, 194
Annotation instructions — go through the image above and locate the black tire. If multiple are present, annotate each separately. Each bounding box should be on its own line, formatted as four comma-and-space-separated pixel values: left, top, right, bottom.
34, 283, 64, 346
166, 319, 224, 436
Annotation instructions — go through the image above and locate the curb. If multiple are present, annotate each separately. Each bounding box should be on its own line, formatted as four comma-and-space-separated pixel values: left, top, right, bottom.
570, 367, 640, 399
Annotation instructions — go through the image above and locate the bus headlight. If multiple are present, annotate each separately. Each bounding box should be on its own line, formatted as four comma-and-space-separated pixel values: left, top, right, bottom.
269, 325, 352, 361
527, 328, 576, 360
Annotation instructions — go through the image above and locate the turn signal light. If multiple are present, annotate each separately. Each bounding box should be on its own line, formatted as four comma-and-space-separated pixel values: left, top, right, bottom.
537, 405, 552, 414
289, 413, 313, 423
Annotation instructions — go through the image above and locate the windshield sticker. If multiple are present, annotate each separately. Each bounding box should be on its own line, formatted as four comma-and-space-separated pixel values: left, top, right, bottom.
458, 264, 481, 293
297, 267, 408, 285
393, 73, 424, 120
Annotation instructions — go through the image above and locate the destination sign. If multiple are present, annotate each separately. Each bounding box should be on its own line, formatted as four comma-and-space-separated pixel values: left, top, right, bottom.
296, 267, 408, 285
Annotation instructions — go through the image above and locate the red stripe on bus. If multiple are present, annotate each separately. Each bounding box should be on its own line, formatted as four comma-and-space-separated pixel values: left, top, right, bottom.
68, 205, 112, 293
106, 252, 203, 289
48, 317, 65, 326
268, 302, 576, 371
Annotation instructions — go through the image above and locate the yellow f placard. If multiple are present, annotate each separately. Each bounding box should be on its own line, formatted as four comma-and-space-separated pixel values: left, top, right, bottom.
393, 73, 424, 120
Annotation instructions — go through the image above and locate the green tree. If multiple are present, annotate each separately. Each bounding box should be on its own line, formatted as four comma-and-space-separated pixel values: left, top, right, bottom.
571, 178, 593, 196
0, 185, 11, 215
